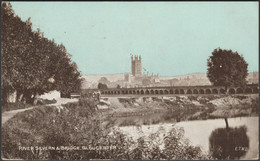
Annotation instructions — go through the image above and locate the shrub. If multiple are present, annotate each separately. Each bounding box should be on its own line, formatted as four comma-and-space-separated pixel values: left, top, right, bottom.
37, 99, 57, 105
2, 98, 211, 160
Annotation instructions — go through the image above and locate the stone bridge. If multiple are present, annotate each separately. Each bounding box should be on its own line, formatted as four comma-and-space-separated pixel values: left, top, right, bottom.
96, 84, 258, 95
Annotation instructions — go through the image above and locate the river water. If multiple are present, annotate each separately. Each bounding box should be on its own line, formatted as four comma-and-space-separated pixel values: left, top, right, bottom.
119, 116, 258, 159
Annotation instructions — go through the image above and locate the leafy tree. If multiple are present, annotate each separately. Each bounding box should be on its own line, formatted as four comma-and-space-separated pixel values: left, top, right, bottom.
98, 83, 108, 90
1, 2, 82, 104
98, 77, 110, 84
209, 126, 249, 159
207, 48, 248, 88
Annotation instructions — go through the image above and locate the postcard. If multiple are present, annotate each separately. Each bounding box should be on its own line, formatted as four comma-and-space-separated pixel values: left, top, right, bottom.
1, 1, 259, 160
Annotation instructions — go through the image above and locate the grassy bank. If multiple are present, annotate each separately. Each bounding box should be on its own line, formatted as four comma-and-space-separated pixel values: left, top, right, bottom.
2, 97, 211, 160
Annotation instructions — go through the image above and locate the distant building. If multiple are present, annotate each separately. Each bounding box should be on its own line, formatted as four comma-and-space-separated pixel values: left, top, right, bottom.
124, 73, 131, 83
131, 55, 142, 76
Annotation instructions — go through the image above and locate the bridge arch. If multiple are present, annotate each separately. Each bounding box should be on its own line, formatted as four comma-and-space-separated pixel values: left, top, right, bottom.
212, 89, 218, 94
186, 89, 192, 94
219, 89, 225, 94
164, 90, 169, 94
160, 90, 163, 94
175, 89, 179, 94
151, 90, 154, 94
155, 90, 159, 94
137, 90, 140, 94
193, 89, 198, 94
145, 90, 150, 95
170, 89, 173, 94
141, 90, 144, 94
245, 87, 253, 93
180, 89, 184, 94
245, 88, 252, 93
199, 89, 204, 94
206, 89, 211, 94
228, 88, 235, 94
236, 88, 243, 94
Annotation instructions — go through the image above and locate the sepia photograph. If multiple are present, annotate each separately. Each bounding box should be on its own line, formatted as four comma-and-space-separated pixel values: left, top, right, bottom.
1, 1, 259, 160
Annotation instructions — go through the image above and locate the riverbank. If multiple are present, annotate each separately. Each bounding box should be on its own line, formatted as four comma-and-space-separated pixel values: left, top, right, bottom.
2, 97, 211, 160
98, 94, 258, 126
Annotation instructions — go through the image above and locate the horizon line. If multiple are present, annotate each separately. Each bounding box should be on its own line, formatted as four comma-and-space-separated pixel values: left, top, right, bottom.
82, 71, 259, 77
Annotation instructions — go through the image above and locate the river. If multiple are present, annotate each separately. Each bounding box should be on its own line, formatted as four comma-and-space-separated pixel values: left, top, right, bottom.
119, 116, 258, 159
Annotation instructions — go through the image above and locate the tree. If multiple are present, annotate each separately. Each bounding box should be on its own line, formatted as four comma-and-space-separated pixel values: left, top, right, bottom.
98, 83, 108, 90
1, 2, 82, 104
98, 77, 110, 84
207, 48, 248, 89
209, 126, 249, 159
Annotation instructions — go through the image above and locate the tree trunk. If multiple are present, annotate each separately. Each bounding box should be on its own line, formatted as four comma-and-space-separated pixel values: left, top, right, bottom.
33, 92, 39, 105
22, 91, 33, 104
225, 117, 229, 129
16, 90, 24, 102
7, 89, 17, 103
17, 93, 23, 102
1, 88, 7, 105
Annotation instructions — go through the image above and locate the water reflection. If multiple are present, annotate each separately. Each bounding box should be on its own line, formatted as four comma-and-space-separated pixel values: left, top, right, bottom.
209, 125, 249, 159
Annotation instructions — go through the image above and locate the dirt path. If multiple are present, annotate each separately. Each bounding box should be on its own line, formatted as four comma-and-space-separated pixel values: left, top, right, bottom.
2, 98, 78, 125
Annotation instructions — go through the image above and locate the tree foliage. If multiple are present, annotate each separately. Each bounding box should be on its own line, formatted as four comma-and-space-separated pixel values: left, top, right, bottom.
207, 48, 248, 87
98, 83, 108, 90
98, 77, 110, 84
1, 2, 82, 104
209, 126, 249, 159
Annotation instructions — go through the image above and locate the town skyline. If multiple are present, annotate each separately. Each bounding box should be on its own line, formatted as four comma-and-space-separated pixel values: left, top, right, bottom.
10, 2, 259, 76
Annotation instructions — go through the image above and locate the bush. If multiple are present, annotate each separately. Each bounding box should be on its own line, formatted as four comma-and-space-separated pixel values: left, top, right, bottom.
36, 99, 57, 105
2, 98, 212, 160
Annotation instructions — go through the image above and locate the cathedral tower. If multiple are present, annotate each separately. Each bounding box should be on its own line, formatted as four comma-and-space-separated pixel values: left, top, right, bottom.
131, 55, 142, 76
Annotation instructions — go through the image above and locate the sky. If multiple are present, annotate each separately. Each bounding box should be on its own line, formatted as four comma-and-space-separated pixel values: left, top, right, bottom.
10, 2, 259, 76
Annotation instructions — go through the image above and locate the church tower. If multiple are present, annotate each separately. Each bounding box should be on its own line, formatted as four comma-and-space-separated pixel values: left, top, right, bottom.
131, 55, 142, 76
